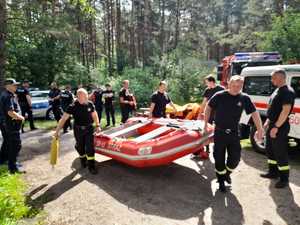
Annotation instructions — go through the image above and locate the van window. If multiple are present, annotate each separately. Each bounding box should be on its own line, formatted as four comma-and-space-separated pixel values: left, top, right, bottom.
291, 77, 300, 99
243, 76, 275, 96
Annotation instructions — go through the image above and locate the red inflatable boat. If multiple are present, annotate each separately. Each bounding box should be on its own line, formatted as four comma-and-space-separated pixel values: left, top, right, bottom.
94, 117, 214, 167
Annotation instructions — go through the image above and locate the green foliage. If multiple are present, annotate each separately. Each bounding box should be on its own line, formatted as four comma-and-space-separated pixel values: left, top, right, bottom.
259, 11, 300, 62
0, 167, 31, 225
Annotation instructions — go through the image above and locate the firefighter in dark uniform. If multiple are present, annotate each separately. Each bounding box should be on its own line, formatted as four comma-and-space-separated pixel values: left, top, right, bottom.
149, 81, 177, 118
119, 80, 136, 123
260, 68, 295, 188
0, 79, 25, 173
16, 80, 36, 132
54, 88, 101, 174
60, 84, 74, 133
192, 75, 224, 159
103, 84, 116, 127
48, 82, 62, 122
90, 87, 103, 125
204, 75, 264, 192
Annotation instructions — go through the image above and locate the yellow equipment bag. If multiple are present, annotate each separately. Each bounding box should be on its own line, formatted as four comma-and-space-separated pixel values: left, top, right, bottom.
50, 137, 60, 166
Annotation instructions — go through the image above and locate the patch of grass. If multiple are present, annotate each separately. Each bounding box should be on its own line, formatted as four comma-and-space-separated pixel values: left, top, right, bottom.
0, 166, 37, 225
241, 139, 253, 150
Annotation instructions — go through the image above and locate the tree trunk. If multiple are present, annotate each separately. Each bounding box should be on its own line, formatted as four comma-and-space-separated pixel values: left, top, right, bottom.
0, 0, 6, 91
115, 0, 122, 73
174, 0, 180, 49
159, 0, 165, 56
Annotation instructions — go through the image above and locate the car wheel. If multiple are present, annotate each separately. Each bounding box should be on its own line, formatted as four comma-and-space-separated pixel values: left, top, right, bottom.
250, 125, 267, 154
46, 108, 55, 120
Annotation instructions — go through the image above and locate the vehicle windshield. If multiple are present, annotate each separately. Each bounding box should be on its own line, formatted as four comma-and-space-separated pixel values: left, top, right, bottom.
232, 62, 281, 76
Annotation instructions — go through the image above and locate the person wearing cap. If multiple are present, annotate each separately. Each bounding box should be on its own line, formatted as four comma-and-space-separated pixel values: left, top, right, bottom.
54, 88, 101, 175
0, 79, 25, 173
103, 84, 116, 127
203, 75, 264, 192
149, 81, 177, 118
48, 82, 62, 122
260, 68, 295, 189
16, 80, 36, 132
60, 84, 74, 133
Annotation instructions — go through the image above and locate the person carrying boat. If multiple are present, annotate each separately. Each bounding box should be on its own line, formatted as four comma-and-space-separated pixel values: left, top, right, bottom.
54, 88, 101, 175
203, 75, 264, 192
149, 81, 177, 118
119, 80, 136, 123
192, 75, 224, 159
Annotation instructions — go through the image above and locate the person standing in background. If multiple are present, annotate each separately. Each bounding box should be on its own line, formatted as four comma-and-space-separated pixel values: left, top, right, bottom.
89, 86, 103, 127
16, 80, 36, 133
60, 84, 74, 133
103, 84, 115, 127
119, 80, 136, 124
48, 82, 62, 122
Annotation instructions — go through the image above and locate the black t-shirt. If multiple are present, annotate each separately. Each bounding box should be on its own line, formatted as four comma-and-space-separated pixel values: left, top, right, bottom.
208, 90, 256, 130
60, 90, 74, 111
0, 90, 20, 123
66, 100, 95, 126
48, 88, 61, 106
151, 91, 171, 118
267, 85, 295, 124
203, 85, 224, 100
103, 90, 115, 106
93, 89, 103, 109
119, 88, 134, 109
16, 87, 30, 106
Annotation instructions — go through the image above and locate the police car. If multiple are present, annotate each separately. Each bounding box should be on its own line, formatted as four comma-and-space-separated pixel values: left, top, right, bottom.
239, 64, 300, 153
30, 90, 54, 119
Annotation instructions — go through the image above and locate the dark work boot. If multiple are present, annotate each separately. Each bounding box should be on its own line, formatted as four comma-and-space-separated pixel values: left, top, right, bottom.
79, 157, 87, 168
87, 160, 98, 175
225, 170, 232, 184
217, 173, 226, 193
260, 164, 279, 179
275, 170, 289, 189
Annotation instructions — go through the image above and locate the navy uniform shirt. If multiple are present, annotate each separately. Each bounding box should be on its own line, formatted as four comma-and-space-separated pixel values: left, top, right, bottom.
60, 90, 74, 112
103, 90, 115, 107
66, 100, 95, 126
0, 90, 21, 126
48, 88, 61, 107
16, 87, 30, 107
151, 91, 171, 118
267, 85, 295, 125
208, 90, 256, 130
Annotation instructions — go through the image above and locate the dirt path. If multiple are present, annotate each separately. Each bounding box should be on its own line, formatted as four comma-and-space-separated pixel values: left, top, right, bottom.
17, 129, 300, 225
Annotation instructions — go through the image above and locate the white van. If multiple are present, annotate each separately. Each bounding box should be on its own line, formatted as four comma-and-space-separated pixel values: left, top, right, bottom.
239, 64, 300, 153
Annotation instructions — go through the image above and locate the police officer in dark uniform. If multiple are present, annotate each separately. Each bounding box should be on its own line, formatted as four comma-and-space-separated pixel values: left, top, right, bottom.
60, 84, 74, 133
260, 68, 295, 189
149, 81, 177, 118
16, 80, 36, 132
119, 80, 136, 123
0, 79, 25, 173
90, 87, 103, 125
54, 88, 101, 174
204, 75, 264, 192
103, 84, 116, 127
48, 82, 62, 122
